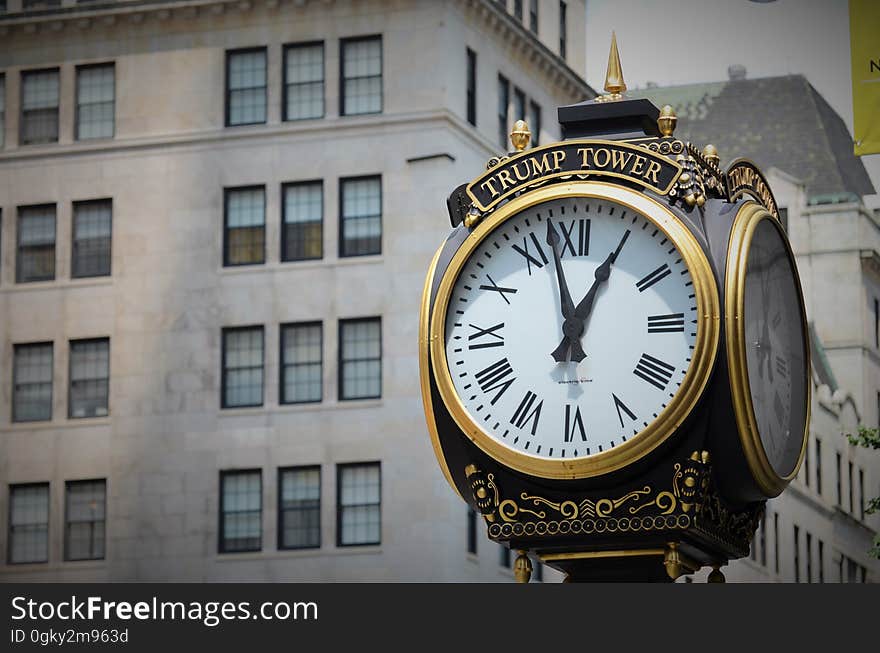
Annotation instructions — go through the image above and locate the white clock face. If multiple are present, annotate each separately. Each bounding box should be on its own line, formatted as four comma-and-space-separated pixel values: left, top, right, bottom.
443, 196, 699, 461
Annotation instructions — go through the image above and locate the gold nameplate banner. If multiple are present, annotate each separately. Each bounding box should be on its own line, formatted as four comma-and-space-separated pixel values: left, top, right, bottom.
466, 139, 683, 212
725, 159, 779, 221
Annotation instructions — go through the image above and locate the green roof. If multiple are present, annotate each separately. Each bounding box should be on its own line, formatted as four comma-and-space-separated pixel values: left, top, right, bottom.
631, 75, 875, 200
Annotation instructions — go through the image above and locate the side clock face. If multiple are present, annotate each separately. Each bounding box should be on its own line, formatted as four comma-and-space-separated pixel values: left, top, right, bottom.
431, 183, 719, 479
727, 206, 809, 492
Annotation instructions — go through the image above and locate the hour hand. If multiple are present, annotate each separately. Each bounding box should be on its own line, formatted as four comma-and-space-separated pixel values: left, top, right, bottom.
546, 219, 575, 318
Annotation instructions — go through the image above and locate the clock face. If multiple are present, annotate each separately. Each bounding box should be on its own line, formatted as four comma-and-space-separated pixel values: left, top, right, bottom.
742, 218, 808, 477
440, 192, 706, 468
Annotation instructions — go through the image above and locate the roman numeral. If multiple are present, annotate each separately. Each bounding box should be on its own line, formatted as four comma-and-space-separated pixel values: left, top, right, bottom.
773, 391, 786, 425
633, 353, 675, 391
510, 390, 543, 436
564, 404, 587, 443
468, 322, 504, 350
612, 393, 637, 429
775, 355, 788, 378
474, 358, 516, 405
512, 232, 549, 275
560, 219, 590, 257
647, 313, 685, 333
479, 274, 518, 304
636, 263, 671, 292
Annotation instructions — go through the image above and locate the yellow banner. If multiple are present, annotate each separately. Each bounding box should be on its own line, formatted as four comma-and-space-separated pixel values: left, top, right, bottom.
850, 0, 880, 155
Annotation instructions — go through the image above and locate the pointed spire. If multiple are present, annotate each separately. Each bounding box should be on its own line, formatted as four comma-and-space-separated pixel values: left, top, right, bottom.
597, 31, 626, 102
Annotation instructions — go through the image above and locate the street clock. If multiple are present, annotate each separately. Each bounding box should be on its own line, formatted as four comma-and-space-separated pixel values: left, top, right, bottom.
420, 37, 809, 582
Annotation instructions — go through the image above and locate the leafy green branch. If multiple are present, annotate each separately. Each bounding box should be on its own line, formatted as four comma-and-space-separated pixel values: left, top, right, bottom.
844, 426, 880, 559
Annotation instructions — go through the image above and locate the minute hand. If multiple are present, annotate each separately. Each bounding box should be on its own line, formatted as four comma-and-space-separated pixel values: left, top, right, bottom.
545, 219, 575, 317
551, 231, 630, 363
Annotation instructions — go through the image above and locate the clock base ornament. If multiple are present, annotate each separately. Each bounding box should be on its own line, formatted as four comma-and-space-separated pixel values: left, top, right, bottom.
420, 35, 808, 582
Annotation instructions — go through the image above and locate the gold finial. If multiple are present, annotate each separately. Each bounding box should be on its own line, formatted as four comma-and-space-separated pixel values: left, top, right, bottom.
657, 105, 677, 137
707, 565, 726, 583
510, 119, 531, 152
514, 550, 533, 583
596, 31, 627, 102
702, 144, 720, 168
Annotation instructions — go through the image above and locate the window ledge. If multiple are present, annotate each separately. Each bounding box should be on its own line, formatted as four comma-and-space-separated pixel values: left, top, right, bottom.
217, 256, 384, 276
1, 277, 113, 293
216, 546, 382, 562
5, 417, 111, 431
1, 560, 106, 573
219, 399, 383, 418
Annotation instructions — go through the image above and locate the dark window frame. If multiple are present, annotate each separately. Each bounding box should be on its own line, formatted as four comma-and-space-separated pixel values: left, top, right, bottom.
277, 465, 321, 551
793, 524, 800, 582
20, 67, 60, 146
559, 1, 567, 60
529, 100, 542, 147
338, 175, 382, 258
12, 341, 53, 423
218, 469, 262, 554
279, 320, 323, 405
528, 0, 538, 34
223, 185, 266, 267
75, 62, 115, 141
815, 438, 822, 495
67, 337, 110, 419
225, 47, 268, 127
71, 198, 113, 279
336, 461, 382, 547
63, 478, 107, 561
467, 507, 477, 555
466, 48, 477, 127
16, 203, 56, 283
513, 0, 523, 20
7, 481, 50, 565
220, 325, 265, 409
283, 41, 325, 122
338, 316, 382, 401
281, 179, 324, 262
513, 87, 526, 124
340, 35, 383, 117
498, 74, 509, 150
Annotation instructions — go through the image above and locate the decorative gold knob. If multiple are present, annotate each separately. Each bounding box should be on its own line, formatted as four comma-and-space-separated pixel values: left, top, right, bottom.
702, 144, 720, 168
658, 105, 677, 137
510, 120, 531, 152
514, 550, 533, 583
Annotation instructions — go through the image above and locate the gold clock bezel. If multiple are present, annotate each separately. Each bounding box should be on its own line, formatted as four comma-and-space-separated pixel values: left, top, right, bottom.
428, 181, 721, 480
725, 202, 811, 496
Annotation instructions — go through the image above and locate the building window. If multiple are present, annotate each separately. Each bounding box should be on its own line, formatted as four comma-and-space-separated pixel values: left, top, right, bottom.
532, 556, 543, 582
815, 439, 822, 495
17, 204, 56, 283
529, 100, 541, 147
339, 317, 382, 400
20, 68, 59, 145
8, 483, 50, 564
280, 322, 322, 404
773, 512, 779, 574
278, 466, 321, 550
64, 479, 106, 561
779, 207, 789, 232
68, 338, 110, 419
337, 462, 381, 546
223, 186, 265, 266
513, 87, 526, 125
219, 470, 262, 553
759, 511, 767, 567
559, 1, 567, 59
339, 176, 381, 257
72, 199, 112, 278
499, 544, 510, 568
467, 507, 477, 554
340, 36, 382, 116
23, 0, 62, 7
76, 63, 114, 140
836, 452, 842, 506
528, 0, 538, 33
498, 74, 509, 149
793, 524, 800, 582
859, 468, 865, 520
513, 0, 523, 20
848, 461, 854, 513
466, 48, 477, 127
803, 437, 810, 487
13, 342, 53, 423
221, 326, 264, 408
282, 181, 323, 261
805, 532, 812, 583
818, 539, 824, 583
226, 48, 267, 126
284, 42, 324, 121
0, 74, 5, 149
